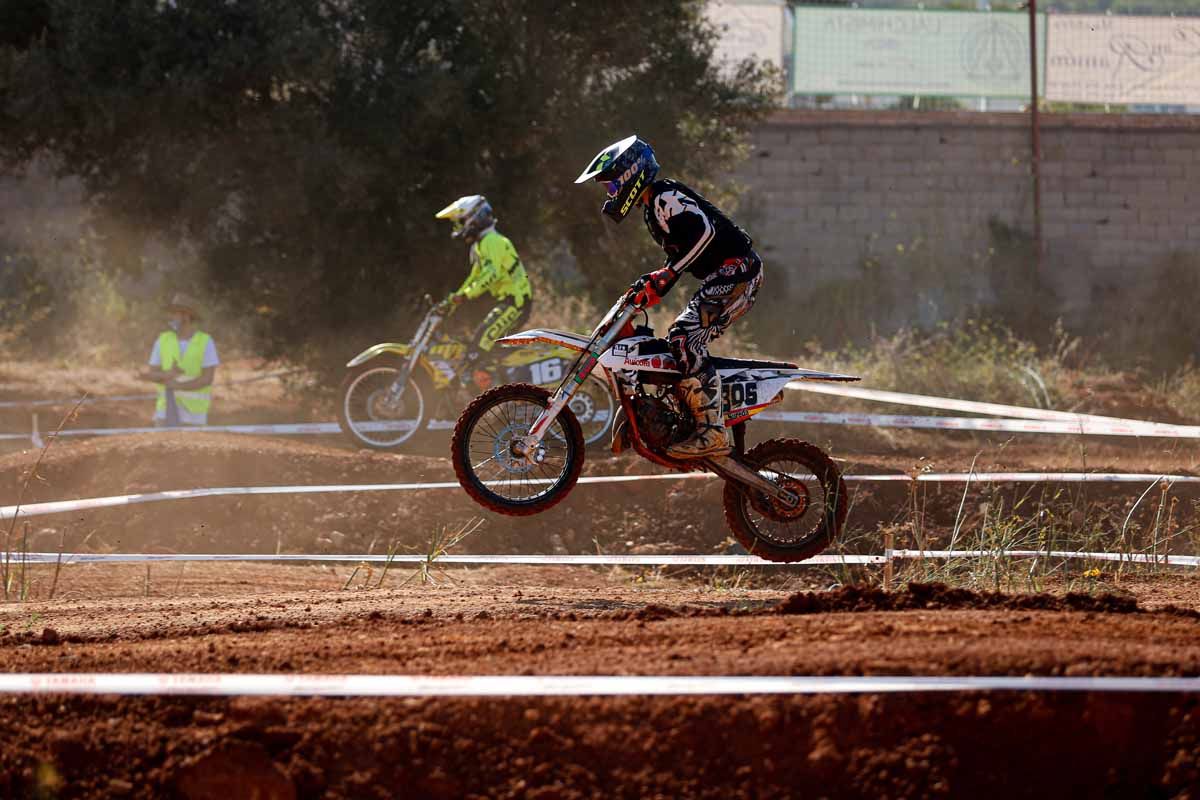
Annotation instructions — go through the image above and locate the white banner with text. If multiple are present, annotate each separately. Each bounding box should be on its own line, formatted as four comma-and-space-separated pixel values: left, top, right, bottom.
1047, 14, 1200, 105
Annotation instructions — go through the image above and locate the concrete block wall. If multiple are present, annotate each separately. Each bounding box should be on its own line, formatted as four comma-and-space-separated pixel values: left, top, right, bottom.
734, 110, 1200, 333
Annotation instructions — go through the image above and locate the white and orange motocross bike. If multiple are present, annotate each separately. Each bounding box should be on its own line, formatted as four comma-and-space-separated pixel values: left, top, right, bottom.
338, 300, 615, 450
451, 288, 860, 562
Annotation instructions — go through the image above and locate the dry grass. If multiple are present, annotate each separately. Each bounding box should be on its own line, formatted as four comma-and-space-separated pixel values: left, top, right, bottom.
1157, 364, 1200, 424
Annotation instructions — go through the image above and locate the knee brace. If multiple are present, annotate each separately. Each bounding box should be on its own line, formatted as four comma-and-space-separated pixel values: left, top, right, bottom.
668, 326, 705, 377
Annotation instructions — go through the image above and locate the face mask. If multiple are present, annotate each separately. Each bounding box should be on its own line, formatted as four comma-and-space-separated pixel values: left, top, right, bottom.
167, 318, 181, 332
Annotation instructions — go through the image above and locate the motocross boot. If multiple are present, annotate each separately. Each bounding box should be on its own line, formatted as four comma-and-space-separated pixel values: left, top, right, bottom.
667, 363, 731, 460
610, 407, 632, 455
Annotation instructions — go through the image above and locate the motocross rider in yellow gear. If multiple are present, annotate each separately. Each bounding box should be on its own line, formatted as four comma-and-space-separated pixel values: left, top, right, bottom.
434, 196, 533, 383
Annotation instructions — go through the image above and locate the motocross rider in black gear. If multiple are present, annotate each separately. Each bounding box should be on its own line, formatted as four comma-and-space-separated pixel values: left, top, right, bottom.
576, 135, 763, 459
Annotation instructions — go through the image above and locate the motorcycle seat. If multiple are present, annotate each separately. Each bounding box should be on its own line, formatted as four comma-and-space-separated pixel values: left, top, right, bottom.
710, 355, 798, 371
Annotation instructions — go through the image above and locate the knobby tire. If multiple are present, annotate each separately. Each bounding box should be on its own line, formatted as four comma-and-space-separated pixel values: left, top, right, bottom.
451, 383, 585, 516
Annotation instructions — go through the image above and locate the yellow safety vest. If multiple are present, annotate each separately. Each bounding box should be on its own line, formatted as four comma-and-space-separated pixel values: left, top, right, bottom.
155, 330, 213, 416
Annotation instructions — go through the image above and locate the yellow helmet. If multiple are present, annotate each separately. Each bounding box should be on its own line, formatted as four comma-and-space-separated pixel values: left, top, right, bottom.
435, 195, 495, 240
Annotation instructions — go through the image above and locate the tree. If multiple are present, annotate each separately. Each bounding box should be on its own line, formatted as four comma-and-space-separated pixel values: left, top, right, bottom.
0, 0, 777, 367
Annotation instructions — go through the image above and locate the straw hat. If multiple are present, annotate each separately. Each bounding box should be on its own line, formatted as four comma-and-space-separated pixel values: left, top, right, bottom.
165, 292, 202, 319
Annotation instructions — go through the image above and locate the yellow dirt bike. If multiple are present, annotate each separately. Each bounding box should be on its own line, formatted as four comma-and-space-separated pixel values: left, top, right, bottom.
338, 301, 615, 450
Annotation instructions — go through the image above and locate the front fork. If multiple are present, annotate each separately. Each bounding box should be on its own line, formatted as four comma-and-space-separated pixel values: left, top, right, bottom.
385, 358, 418, 404
385, 314, 439, 404
513, 304, 639, 461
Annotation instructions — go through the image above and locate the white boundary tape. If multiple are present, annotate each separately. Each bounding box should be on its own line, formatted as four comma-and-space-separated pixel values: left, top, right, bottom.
3, 552, 882, 566
759, 410, 1200, 438
0, 473, 711, 521
785, 381, 1200, 437
0, 392, 156, 410
5, 471, 1197, 521
2, 673, 1200, 697
5, 377, 1196, 442
853, 472, 1200, 484
0, 370, 299, 409
3, 411, 1196, 443
6, 549, 1194, 567
890, 549, 1200, 567
0, 419, 458, 443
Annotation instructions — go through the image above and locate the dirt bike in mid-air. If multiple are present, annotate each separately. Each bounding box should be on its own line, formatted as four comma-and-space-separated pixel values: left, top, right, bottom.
450, 289, 860, 562
338, 300, 615, 450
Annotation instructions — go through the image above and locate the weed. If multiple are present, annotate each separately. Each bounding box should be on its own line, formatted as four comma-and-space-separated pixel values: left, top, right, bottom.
400, 518, 484, 587
373, 540, 401, 589
705, 568, 751, 593
341, 564, 364, 591
1156, 363, 1200, 424
4, 395, 86, 602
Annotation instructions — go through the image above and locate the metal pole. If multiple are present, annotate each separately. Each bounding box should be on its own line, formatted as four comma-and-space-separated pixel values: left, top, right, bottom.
1028, 0, 1044, 277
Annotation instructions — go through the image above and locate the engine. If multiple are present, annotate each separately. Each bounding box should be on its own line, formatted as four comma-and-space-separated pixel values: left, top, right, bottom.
632, 392, 692, 452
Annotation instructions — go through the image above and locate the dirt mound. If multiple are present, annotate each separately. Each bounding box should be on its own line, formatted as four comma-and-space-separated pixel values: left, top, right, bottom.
5, 576, 1200, 797
0, 434, 732, 557
4, 431, 1199, 567
775, 581, 1147, 616
5, 691, 1200, 799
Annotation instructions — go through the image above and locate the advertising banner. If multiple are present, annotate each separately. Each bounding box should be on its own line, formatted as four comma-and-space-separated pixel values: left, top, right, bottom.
792, 7, 1045, 99
1046, 14, 1200, 105
707, 0, 786, 69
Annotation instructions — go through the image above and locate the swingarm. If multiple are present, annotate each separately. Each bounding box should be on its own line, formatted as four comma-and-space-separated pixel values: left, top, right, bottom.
702, 456, 802, 509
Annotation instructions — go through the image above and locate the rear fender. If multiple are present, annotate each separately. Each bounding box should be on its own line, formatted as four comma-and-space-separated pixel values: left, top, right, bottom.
719, 369, 810, 426
346, 343, 410, 368
717, 366, 857, 424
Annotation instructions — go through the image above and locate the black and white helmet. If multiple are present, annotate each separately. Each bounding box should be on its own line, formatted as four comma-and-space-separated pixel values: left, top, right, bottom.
435, 195, 496, 241
575, 135, 660, 223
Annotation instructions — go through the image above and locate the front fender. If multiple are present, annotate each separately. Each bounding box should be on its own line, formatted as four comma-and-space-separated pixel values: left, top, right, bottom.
346, 342, 411, 368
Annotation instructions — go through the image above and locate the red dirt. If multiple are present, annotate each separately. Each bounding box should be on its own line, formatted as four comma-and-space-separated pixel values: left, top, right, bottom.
3, 399, 1200, 797
3, 583, 1200, 798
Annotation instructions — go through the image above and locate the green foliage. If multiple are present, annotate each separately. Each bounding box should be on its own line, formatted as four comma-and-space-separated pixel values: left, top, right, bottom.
802, 319, 1063, 408
1159, 364, 1200, 423
0, 0, 777, 368
0, 240, 50, 342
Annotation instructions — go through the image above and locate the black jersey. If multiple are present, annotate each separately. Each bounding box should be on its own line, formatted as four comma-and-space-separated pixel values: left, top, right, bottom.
642, 179, 753, 282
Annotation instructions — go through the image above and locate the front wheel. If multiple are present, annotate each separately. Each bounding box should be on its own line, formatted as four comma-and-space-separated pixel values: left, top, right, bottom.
451, 383, 585, 516
722, 438, 848, 562
337, 358, 429, 450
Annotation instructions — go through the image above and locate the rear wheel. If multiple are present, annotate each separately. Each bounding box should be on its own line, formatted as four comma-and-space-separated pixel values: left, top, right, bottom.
722, 438, 848, 562
337, 358, 429, 449
451, 383, 585, 516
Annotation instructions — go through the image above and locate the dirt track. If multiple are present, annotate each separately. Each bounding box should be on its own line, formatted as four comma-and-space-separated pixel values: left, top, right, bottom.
4, 582, 1200, 798
4, 430, 1197, 560
3, 430, 1200, 797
